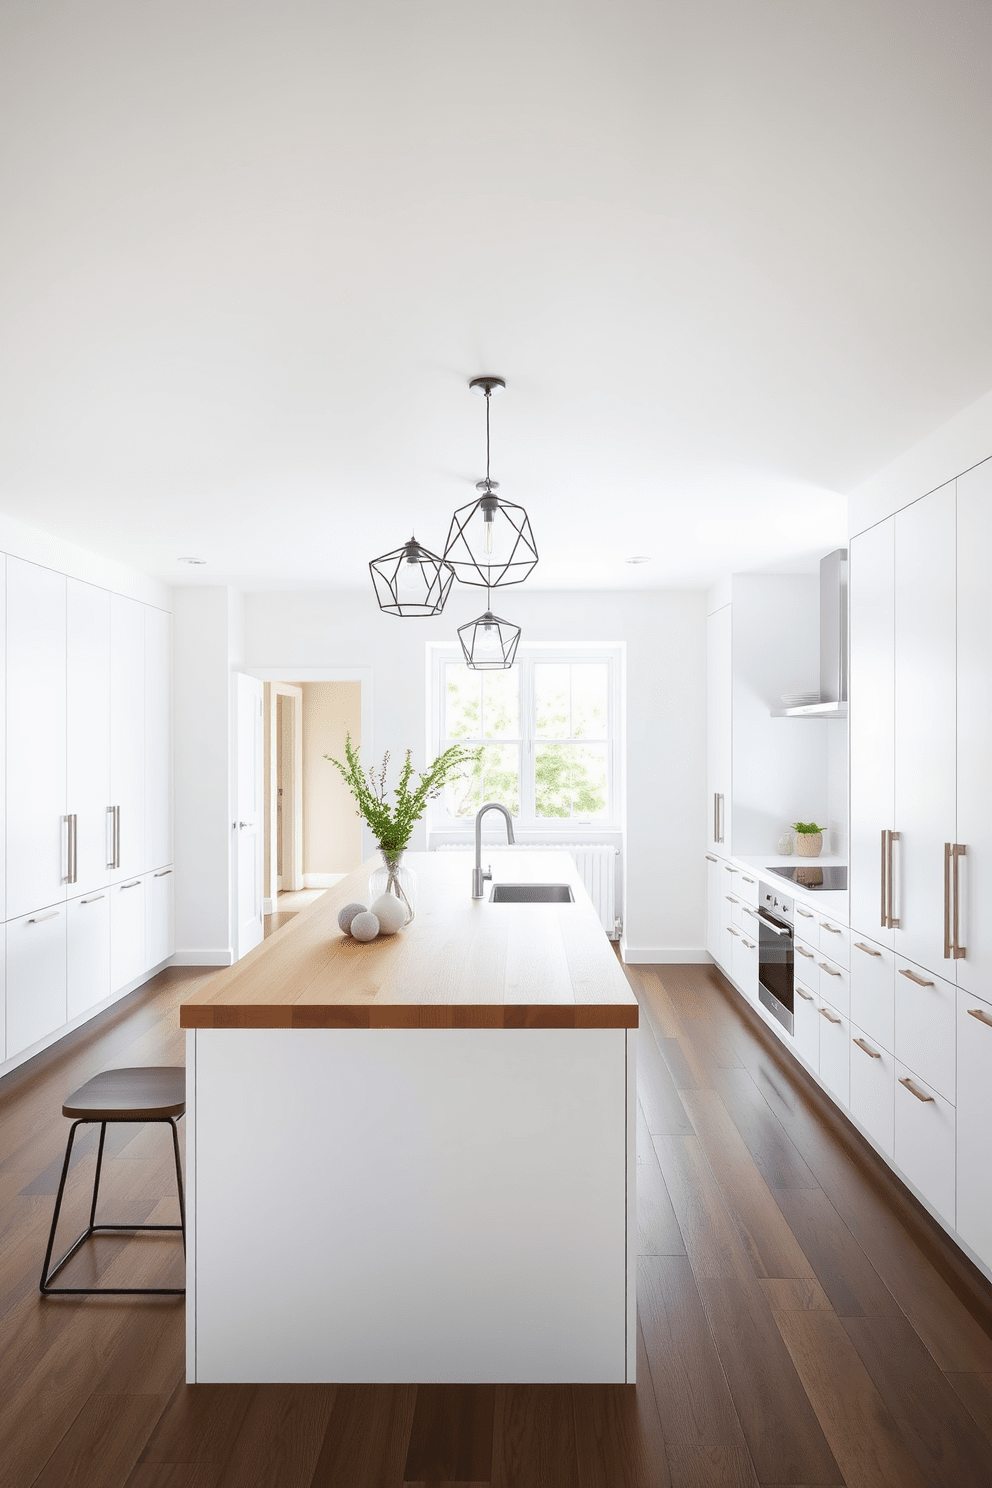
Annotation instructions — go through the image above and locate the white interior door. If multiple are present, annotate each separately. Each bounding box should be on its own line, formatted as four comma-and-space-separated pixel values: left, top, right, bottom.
67, 579, 112, 896
849, 520, 895, 945
236, 674, 264, 959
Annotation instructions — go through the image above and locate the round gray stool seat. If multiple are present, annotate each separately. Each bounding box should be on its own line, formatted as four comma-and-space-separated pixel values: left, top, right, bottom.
63, 1066, 185, 1122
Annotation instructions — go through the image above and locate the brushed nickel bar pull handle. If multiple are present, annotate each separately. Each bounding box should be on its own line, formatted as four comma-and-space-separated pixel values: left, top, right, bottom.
725, 895, 739, 904
953, 844, 966, 959
820, 921, 841, 934
943, 842, 952, 959
119, 880, 141, 891
706, 854, 717, 863
819, 1007, 842, 1024
713, 793, 719, 843
898, 967, 934, 988
155, 868, 173, 877
727, 926, 740, 937
61, 815, 72, 884
967, 1007, 992, 1029
796, 906, 814, 919
819, 962, 842, 977
106, 805, 115, 869
28, 910, 60, 924
718, 793, 725, 844
887, 830, 900, 927
881, 828, 888, 928
742, 906, 761, 920
724, 865, 738, 874
71, 814, 78, 885
796, 945, 815, 959
80, 895, 105, 904
899, 1076, 934, 1104
796, 986, 814, 1002
742, 875, 755, 884
853, 1037, 881, 1059
742, 938, 756, 949
854, 941, 882, 957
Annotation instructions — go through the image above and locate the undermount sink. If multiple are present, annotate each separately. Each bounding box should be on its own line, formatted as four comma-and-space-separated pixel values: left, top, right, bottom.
489, 883, 574, 903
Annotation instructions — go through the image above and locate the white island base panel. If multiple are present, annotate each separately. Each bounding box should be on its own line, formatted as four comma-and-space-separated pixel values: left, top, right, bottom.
186, 1026, 636, 1384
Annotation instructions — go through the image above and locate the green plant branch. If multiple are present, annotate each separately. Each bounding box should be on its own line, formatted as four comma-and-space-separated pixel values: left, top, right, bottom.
791, 821, 825, 834
326, 734, 482, 854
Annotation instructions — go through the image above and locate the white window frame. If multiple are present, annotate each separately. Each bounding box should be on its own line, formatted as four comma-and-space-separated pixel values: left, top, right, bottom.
428, 642, 623, 834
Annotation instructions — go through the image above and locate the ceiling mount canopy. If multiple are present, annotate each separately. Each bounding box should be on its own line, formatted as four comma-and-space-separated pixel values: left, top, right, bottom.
443, 377, 538, 589
369, 534, 453, 618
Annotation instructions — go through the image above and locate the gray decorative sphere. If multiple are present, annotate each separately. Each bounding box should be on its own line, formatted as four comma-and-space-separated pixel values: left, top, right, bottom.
350, 910, 380, 943
338, 902, 367, 934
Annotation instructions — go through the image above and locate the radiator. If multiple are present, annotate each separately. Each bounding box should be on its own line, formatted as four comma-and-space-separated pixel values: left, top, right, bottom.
436, 843, 620, 938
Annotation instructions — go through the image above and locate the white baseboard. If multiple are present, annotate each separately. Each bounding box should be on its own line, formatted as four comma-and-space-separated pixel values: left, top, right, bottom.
263, 897, 274, 915
303, 873, 346, 889
172, 949, 235, 967
620, 945, 710, 965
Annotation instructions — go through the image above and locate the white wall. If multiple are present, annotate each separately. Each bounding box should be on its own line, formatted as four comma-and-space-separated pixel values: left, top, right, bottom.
243, 587, 708, 960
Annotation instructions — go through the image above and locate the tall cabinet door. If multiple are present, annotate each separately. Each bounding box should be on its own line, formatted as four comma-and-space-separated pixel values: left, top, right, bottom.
706, 606, 732, 852
67, 580, 112, 896
145, 607, 172, 871
110, 596, 145, 881
893, 484, 957, 977
6, 559, 67, 920
849, 520, 895, 946
956, 460, 992, 995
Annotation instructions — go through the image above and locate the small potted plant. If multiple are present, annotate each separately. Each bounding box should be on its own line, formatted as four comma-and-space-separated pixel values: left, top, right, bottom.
792, 821, 825, 858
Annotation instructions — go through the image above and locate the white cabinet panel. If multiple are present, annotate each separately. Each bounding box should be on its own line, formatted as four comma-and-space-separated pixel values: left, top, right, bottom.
67, 890, 111, 1021
956, 461, 992, 996
956, 991, 992, 1271
850, 520, 895, 946
849, 934, 895, 1053
893, 484, 957, 978
793, 901, 818, 938
110, 875, 146, 992
732, 927, 758, 1004
793, 982, 818, 1070
705, 855, 725, 965
145, 607, 172, 871
6, 904, 66, 1057
67, 580, 112, 897
738, 872, 759, 907
147, 866, 175, 970
850, 1025, 894, 1158
706, 606, 731, 852
816, 956, 849, 1018
110, 596, 145, 881
815, 916, 850, 968
0, 561, 6, 923
894, 959, 956, 1104
817, 999, 850, 1108
794, 939, 818, 991
894, 1061, 955, 1229
6, 559, 67, 920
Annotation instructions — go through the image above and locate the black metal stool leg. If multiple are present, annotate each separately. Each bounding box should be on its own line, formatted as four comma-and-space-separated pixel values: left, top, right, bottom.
88, 1122, 107, 1230
40, 1119, 86, 1292
170, 1117, 186, 1254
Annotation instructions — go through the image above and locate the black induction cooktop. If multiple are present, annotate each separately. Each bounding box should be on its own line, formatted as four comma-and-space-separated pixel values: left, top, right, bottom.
763, 864, 848, 890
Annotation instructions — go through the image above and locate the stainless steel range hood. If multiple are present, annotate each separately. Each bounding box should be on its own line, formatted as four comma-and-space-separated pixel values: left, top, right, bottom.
780, 549, 848, 717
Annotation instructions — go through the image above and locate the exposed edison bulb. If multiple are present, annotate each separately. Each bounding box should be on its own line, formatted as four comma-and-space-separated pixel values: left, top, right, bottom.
484, 517, 493, 554
476, 614, 500, 658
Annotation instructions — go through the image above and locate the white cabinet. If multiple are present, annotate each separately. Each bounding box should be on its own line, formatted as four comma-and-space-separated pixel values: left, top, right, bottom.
815, 916, 850, 968
110, 875, 146, 992
110, 596, 145, 881
793, 981, 818, 1069
794, 938, 818, 991
894, 959, 956, 1104
849, 1025, 894, 1158
956, 991, 992, 1270
147, 867, 175, 970
817, 955, 849, 1018
705, 855, 725, 965
67, 890, 111, 1020
706, 605, 731, 852
732, 926, 758, 1003
6, 560, 67, 921
850, 518, 895, 946
145, 608, 172, 871
955, 461, 992, 997
793, 901, 818, 939
894, 1061, 955, 1228
67, 580, 112, 897
817, 999, 850, 1107
849, 934, 894, 1053
6, 904, 66, 1058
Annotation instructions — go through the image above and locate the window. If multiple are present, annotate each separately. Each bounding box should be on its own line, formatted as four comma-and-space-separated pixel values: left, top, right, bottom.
431, 646, 621, 828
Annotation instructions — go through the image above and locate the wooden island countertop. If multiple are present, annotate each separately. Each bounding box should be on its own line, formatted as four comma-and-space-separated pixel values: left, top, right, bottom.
180, 850, 637, 1030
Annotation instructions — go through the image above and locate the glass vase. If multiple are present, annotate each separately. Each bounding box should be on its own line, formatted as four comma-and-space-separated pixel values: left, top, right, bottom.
369, 847, 417, 925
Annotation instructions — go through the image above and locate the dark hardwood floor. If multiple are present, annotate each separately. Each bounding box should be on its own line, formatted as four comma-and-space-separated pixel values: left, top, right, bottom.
3, 954, 992, 1486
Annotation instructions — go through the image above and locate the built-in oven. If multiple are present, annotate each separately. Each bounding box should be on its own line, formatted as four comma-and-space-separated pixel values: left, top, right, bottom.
756, 883, 794, 1034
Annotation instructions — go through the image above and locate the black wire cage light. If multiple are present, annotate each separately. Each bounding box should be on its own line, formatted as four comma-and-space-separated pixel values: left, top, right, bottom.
456, 606, 521, 671
443, 377, 538, 589
368, 535, 454, 618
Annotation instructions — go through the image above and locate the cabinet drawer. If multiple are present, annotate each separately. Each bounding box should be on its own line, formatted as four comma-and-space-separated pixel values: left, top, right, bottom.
724, 891, 743, 928
817, 955, 849, 1018
737, 871, 759, 907
794, 938, 818, 991
817, 998, 850, 1108
67, 891, 111, 1020
957, 992, 992, 1270
894, 1062, 955, 1228
850, 1025, 894, 1158
850, 934, 894, 1053
816, 916, 850, 968
793, 981, 819, 1071
732, 929, 758, 1004
894, 959, 955, 1103
793, 901, 818, 936
6, 904, 67, 1058
111, 876, 147, 993
147, 866, 175, 970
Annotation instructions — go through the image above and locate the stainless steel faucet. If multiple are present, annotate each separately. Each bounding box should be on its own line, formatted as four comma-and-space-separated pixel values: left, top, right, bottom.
473, 801, 515, 898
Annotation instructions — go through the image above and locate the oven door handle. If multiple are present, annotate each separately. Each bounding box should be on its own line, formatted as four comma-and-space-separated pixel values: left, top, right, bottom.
757, 912, 791, 936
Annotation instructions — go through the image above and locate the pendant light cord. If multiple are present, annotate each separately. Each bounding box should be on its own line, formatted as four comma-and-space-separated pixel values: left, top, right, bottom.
486, 389, 491, 485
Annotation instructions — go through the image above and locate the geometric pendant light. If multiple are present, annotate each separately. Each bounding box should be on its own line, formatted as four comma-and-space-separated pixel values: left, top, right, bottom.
369, 534, 454, 617
443, 378, 538, 589
456, 606, 522, 670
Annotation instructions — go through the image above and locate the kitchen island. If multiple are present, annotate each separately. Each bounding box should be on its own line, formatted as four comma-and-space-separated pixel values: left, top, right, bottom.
180, 851, 637, 1384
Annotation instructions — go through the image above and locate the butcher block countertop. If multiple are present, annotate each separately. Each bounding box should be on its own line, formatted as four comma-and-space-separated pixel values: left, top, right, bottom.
180, 850, 637, 1030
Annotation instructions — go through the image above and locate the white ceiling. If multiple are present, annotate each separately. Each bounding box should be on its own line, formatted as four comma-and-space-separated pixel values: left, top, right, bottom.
1, 0, 990, 592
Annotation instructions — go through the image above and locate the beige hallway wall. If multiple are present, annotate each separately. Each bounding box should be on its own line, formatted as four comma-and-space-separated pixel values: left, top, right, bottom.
301, 681, 362, 876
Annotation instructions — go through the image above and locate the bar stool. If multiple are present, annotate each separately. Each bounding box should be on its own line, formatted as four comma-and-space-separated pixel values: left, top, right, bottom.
40, 1066, 186, 1296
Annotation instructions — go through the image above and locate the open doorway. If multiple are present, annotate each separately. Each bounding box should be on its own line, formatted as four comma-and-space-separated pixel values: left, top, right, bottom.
263, 678, 365, 930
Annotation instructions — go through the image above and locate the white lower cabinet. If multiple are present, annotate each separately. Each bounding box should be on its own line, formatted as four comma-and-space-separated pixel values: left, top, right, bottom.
795, 939, 818, 991
67, 889, 111, 1020
894, 1060, 955, 1228
816, 998, 850, 1108
957, 991, 992, 1270
111, 876, 147, 993
793, 981, 819, 1070
705, 855, 728, 968
850, 934, 895, 1051
817, 956, 849, 1018
894, 959, 956, 1104
147, 867, 175, 970
849, 1024, 894, 1158
6, 905, 67, 1058
731, 928, 758, 1003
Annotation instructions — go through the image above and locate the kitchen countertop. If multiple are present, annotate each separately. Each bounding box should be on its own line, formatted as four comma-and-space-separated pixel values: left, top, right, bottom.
180, 850, 638, 1029
731, 852, 850, 919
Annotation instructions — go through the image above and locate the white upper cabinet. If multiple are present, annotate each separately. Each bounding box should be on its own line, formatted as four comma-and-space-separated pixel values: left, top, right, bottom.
6, 559, 67, 921
145, 607, 172, 871
67, 580, 112, 897
849, 519, 895, 946
110, 596, 146, 881
893, 484, 957, 977
706, 605, 732, 852
955, 460, 992, 996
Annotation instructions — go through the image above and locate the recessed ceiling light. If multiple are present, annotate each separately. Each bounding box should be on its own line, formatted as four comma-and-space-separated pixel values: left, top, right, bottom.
178, 556, 206, 565
625, 555, 651, 564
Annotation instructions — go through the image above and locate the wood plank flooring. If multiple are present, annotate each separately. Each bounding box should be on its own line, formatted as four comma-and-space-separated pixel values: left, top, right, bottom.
2, 954, 992, 1486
